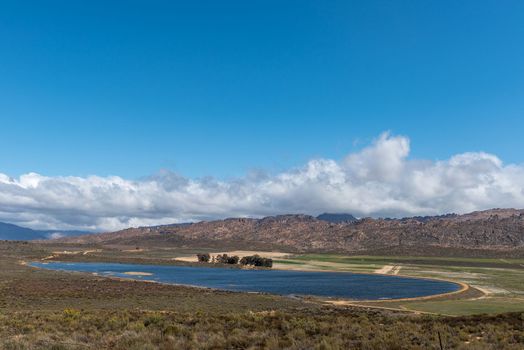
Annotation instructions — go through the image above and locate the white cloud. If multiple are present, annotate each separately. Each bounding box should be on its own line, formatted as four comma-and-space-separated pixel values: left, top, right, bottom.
1, 131, 524, 231
344, 131, 410, 182
48, 232, 65, 240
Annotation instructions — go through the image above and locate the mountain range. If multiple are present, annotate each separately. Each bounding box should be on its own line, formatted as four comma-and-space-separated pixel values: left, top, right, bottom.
0, 222, 90, 241
54, 209, 524, 256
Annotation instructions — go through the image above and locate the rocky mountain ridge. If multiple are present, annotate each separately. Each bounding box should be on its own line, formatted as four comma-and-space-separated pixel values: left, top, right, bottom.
55, 209, 524, 254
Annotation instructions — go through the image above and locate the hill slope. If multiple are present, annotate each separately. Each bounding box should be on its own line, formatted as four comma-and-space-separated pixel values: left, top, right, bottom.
55, 209, 524, 254
0, 222, 90, 241
0, 222, 46, 240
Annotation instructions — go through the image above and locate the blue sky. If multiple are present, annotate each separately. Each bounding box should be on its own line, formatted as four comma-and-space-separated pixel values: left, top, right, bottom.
1, 1, 524, 229
1, 0, 523, 180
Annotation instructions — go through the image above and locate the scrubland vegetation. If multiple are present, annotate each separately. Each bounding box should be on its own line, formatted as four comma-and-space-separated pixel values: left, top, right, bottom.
2, 309, 523, 349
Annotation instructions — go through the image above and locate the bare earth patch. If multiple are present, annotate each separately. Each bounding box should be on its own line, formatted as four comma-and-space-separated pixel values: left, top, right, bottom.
82, 249, 101, 255
471, 285, 510, 296
375, 265, 402, 275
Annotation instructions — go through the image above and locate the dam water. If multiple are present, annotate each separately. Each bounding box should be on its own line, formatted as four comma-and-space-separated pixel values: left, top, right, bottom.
30, 261, 461, 300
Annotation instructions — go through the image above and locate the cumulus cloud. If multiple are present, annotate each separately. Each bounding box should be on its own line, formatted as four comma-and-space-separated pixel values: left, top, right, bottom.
1, 131, 524, 231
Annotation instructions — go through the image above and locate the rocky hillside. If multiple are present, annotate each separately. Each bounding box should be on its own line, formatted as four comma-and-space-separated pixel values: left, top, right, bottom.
55, 209, 524, 254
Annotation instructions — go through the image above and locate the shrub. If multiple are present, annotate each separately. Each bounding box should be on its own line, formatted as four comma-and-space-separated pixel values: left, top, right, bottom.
215, 254, 239, 264
196, 253, 211, 263
62, 308, 81, 319
240, 255, 273, 268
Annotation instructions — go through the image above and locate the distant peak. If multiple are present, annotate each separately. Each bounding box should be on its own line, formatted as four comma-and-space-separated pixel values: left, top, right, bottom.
316, 213, 357, 223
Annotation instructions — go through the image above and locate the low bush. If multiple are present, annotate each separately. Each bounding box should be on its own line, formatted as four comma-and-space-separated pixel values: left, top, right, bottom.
196, 253, 210, 263
240, 255, 273, 267
215, 254, 240, 264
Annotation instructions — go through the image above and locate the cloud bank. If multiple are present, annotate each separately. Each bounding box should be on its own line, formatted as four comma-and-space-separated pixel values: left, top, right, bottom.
1, 132, 524, 231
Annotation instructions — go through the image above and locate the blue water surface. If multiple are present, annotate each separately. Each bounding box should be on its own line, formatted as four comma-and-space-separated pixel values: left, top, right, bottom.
30, 261, 460, 300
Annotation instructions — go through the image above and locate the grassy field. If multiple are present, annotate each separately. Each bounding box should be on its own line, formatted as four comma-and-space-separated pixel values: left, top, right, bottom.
1, 241, 523, 349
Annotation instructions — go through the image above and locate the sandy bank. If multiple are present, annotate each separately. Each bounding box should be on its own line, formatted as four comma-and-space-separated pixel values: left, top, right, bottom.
122, 271, 154, 276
